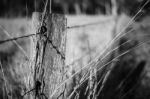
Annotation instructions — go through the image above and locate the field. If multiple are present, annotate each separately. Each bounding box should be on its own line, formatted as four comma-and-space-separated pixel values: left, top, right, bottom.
0, 15, 115, 98
1, 14, 150, 99
0, 15, 114, 67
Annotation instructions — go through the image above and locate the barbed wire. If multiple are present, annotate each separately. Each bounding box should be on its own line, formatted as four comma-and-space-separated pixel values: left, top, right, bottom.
0, 25, 31, 60
0, 32, 41, 44
67, 18, 113, 29
0, 0, 149, 98
0, 18, 113, 45
49, 0, 150, 97
0, 15, 114, 98
0, 17, 113, 64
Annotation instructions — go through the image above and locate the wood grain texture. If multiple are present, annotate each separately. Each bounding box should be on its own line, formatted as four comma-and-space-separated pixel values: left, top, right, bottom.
28, 12, 66, 99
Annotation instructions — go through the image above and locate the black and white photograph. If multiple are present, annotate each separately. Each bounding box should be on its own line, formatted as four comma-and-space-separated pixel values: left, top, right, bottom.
0, 0, 150, 99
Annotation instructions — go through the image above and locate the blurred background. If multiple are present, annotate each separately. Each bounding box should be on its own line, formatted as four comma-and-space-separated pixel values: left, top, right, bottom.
0, 0, 150, 99
0, 0, 114, 17
0, 0, 148, 17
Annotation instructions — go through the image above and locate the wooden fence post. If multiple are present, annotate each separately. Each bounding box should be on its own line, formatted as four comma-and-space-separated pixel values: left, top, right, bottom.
28, 12, 67, 99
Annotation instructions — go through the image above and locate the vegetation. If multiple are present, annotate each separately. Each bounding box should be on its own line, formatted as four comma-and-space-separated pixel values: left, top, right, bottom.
0, 0, 114, 17
0, 0, 150, 99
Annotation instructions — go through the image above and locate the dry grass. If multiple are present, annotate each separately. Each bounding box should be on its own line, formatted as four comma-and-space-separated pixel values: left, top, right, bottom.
0, 12, 150, 99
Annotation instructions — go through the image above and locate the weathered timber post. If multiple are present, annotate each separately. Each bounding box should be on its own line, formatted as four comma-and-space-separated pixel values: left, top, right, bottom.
28, 12, 67, 99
